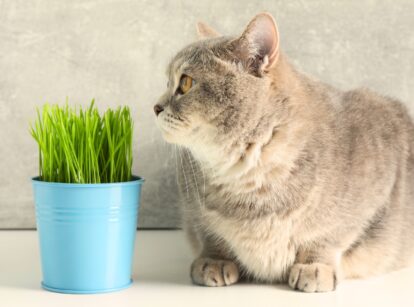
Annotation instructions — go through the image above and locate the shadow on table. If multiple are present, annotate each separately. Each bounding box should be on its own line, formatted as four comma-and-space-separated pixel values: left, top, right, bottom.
133, 260, 296, 291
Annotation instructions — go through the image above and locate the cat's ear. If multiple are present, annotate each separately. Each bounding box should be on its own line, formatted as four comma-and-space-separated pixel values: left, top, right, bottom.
196, 21, 220, 39
232, 13, 280, 76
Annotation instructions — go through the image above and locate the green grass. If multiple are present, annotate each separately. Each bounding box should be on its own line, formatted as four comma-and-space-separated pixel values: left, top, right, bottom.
30, 100, 134, 183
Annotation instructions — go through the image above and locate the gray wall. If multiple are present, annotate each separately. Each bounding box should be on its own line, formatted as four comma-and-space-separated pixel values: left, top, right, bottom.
1, 0, 413, 228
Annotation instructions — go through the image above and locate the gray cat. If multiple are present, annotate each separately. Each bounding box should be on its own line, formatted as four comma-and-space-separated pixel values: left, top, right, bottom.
154, 13, 414, 292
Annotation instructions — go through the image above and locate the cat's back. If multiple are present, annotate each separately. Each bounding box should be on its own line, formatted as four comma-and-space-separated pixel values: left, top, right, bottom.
335, 87, 414, 219
341, 88, 412, 128
336, 88, 414, 155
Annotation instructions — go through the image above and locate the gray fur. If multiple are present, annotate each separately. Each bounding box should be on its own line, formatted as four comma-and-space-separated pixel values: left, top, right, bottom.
154, 13, 414, 292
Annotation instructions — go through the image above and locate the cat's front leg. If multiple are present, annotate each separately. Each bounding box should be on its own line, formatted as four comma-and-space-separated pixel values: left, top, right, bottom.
288, 248, 339, 293
190, 237, 240, 287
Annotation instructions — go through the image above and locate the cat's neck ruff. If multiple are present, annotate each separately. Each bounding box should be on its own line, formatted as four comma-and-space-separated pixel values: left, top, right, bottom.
188, 118, 309, 190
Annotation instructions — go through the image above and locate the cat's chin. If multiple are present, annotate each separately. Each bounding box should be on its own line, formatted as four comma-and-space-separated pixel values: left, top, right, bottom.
160, 131, 185, 145
161, 133, 177, 144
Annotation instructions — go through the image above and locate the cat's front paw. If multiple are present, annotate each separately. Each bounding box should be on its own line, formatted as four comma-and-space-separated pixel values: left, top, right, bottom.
288, 263, 337, 293
191, 257, 239, 287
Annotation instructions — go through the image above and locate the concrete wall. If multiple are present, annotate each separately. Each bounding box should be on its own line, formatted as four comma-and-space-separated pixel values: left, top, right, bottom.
1, 0, 413, 228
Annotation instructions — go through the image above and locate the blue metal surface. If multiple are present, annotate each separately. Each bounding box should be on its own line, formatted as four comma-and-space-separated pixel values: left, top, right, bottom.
32, 176, 144, 294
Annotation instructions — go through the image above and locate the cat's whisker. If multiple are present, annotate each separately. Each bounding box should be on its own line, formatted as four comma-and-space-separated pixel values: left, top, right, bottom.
195, 145, 208, 209
177, 145, 190, 200
184, 148, 203, 208
173, 144, 179, 190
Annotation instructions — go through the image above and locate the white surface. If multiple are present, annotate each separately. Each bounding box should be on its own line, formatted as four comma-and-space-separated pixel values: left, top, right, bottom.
0, 230, 413, 307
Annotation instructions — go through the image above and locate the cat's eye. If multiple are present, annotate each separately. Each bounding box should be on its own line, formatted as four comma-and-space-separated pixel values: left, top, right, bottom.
178, 74, 195, 95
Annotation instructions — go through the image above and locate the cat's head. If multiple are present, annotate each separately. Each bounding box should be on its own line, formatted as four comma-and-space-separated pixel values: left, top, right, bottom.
155, 13, 288, 161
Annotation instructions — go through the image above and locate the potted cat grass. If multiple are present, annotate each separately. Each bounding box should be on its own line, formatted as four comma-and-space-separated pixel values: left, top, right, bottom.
30, 101, 143, 294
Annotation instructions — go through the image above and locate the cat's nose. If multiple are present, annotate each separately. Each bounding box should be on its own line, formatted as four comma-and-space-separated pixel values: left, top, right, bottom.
153, 104, 164, 116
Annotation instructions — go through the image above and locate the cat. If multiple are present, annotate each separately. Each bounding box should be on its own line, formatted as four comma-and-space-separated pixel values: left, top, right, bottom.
154, 12, 414, 292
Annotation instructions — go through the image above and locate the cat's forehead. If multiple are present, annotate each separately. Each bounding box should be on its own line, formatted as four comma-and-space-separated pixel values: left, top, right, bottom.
166, 45, 200, 76
167, 37, 234, 76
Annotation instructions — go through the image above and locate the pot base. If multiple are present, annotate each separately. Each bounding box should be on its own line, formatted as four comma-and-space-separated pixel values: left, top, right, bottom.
41, 279, 133, 294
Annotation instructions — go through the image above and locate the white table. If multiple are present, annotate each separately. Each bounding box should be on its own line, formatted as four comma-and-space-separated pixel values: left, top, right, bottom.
1, 230, 413, 307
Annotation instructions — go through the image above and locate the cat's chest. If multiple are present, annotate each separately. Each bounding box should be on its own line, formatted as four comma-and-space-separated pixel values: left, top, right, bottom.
202, 208, 296, 281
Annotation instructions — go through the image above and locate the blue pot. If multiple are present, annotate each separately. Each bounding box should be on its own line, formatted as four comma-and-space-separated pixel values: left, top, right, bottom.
31, 176, 144, 294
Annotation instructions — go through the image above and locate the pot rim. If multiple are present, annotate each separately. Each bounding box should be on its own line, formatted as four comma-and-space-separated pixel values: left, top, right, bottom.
31, 175, 144, 188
